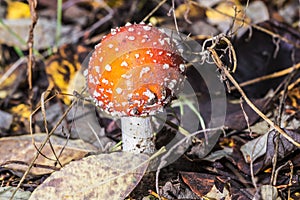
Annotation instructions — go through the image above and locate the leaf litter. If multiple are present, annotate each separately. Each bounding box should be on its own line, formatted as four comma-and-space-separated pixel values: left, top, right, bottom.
29, 152, 149, 200
0, 0, 299, 199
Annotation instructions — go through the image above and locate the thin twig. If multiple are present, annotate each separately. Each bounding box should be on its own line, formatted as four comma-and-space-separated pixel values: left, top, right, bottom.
284, 77, 300, 93
208, 47, 300, 148
202, 34, 237, 73
190, 1, 300, 48
240, 97, 252, 136
273, 160, 293, 187
230, 63, 300, 91
1, 160, 60, 171
270, 133, 280, 185
27, 0, 38, 114
40, 91, 62, 167
170, 0, 179, 34
10, 99, 78, 200
270, 65, 298, 185
142, 0, 167, 22
30, 92, 68, 164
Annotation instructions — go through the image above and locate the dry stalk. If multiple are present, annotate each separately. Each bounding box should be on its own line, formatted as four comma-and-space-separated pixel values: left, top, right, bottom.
40, 91, 63, 166
1, 160, 60, 171
10, 98, 78, 200
29, 91, 57, 160
270, 65, 298, 185
27, 0, 38, 111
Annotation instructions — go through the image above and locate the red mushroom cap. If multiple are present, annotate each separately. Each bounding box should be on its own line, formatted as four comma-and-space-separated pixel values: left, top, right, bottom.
86, 22, 185, 117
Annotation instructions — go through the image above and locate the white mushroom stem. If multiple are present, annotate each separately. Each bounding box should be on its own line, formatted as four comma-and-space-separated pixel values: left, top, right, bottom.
121, 116, 155, 154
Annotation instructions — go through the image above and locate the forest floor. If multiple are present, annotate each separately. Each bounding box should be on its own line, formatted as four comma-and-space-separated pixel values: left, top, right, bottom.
0, 0, 300, 199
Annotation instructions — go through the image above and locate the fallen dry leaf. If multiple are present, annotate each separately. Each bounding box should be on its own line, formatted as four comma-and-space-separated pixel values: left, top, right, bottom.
29, 152, 149, 200
181, 172, 215, 197
6, 1, 30, 19
0, 133, 97, 175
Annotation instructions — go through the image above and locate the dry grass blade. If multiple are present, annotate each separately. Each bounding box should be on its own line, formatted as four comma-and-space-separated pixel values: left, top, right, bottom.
10, 98, 78, 200
40, 91, 62, 166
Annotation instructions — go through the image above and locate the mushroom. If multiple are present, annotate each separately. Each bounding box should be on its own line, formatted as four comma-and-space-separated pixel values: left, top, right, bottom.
85, 22, 185, 154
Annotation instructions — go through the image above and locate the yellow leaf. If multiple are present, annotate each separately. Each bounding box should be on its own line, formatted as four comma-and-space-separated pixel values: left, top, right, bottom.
6, 1, 31, 19
175, 2, 204, 19
10, 103, 31, 119
0, 72, 17, 99
206, 0, 250, 31
104, 0, 125, 8
0, 61, 26, 99
45, 44, 89, 105
288, 87, 300, 108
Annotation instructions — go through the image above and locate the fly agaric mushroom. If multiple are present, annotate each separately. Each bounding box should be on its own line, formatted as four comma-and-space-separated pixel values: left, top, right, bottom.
85, 22, 185, 154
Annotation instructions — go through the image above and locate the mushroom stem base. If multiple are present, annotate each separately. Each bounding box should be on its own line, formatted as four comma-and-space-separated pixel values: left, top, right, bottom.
121, 116, 155, 154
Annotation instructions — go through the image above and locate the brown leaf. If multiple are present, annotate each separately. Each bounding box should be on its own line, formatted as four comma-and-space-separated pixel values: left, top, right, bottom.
205, 0, 250, 33
29, 152, 149, 200
180, 171, 215, 197
0, 134, 96, 175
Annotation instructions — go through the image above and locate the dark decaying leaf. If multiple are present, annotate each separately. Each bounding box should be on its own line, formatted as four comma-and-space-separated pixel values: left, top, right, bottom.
225, 97, 270, 130
230, 187, 257, 200
232, 20, 300, 98
233, 129, 300, 175
263, 129, 300, 167
180, 171, 216, 197
180, 171, 234, 199
159, 180, 200, 199
29, 152, 149, 200
228, 140, 266, 176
